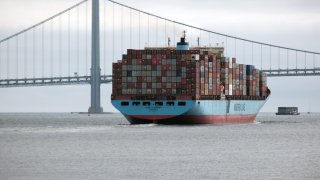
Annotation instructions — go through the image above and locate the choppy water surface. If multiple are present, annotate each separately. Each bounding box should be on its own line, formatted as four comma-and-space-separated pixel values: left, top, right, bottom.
0, 113, 319, 180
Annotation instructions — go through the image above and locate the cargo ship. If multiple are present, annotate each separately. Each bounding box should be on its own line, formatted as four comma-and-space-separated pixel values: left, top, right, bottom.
111, 33, 270, 124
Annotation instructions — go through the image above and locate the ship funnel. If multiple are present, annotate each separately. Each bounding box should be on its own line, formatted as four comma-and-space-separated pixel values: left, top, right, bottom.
176, 30, 189, 50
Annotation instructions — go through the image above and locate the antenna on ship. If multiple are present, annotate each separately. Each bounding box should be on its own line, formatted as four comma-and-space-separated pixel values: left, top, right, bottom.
183, 30, 186, 38
197, 37, 200, 47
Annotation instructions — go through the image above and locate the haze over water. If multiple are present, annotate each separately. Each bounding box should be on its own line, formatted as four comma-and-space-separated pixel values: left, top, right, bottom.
0, 113, 319, 179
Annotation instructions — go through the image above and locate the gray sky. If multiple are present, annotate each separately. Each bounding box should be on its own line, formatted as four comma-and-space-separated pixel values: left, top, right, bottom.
0, 0, 319, 112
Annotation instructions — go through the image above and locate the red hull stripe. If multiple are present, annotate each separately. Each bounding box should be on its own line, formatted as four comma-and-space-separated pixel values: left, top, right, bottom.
129, 114, 256, 124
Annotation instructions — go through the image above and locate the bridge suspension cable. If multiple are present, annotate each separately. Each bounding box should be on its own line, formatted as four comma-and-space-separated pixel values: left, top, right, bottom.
0, 0, 88, 44
107, 0, 320, 55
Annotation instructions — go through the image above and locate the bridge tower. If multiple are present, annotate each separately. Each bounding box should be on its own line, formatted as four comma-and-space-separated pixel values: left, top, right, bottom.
88, 0, 103, 113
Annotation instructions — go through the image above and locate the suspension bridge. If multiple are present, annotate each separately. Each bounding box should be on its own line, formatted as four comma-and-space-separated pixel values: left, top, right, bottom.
0, 0, 319, 113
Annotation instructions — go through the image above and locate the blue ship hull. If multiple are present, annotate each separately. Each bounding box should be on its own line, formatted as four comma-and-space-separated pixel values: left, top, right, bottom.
112, 99, 268, 124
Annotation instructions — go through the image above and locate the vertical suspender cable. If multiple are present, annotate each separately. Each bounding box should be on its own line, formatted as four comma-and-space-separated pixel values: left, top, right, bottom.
121, 6, 123, 53
85, 2, 88, 75
225, 36, 227, 57
190, 26, 193, 47
113, 3, 115, 61
42, 24, 44, 78
269, 46, 271, 70
295, 51, 297, 69
24, 33, 27, 78
68, 10, 71, 77
251, 43, 253, 65
260, 44, 262, 70
130, 8, 132, 48
214, 33, 217, 47
77, 5, 80, 75
304, 53, 306, 69
156, 17, 158, 47
243, 41, 245, 64
16, 36, 19, 79
234, 39, 236, 58
0, 44, 3, 79
7, 41, 9, 79
164, 20, 166, 47
33, 28, 36, 78
0, 43, 2, 79
287, 50, 289, 70
104, 1, 107, 74
313, 54, 315, 68
138, 11, 140, 49
198, 29, 201, 46
147, 15, 149, 47
121, 6, 123, 54
51, 20, 53, 77
59, 15, 62, 77
278, 48, 280, 70
197, 37, 199, 47
174, 23, 176, 45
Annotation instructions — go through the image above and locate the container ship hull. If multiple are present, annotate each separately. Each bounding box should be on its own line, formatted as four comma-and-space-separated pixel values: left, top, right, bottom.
111, 34, 270, 125
112, 99, 267, 124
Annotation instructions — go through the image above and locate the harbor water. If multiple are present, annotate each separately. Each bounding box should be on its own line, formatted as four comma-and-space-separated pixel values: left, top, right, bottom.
0, 113, 319, 179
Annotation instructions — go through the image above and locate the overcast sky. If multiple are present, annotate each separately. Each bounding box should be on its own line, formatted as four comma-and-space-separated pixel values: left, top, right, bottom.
0, 0, 319, 112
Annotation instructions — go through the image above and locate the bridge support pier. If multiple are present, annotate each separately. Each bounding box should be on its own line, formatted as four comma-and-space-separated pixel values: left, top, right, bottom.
88, 0, 103, 113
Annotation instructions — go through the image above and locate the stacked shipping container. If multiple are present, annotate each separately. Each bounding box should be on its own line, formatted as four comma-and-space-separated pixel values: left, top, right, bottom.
112, 48, 268, 100
113, 49, 198, 100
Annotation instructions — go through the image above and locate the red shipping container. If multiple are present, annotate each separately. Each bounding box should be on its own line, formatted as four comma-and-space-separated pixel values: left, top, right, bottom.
152, 58, 157, 65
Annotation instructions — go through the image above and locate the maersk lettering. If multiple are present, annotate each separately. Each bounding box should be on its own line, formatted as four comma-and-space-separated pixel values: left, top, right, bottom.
234, 103, 245, 111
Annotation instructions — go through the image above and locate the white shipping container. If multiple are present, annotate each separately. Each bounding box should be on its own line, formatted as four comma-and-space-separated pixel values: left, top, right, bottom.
242, 89, 246, 95
228, 58, 233, 68
191, 54, 200, 61
200, 66, 204, 72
